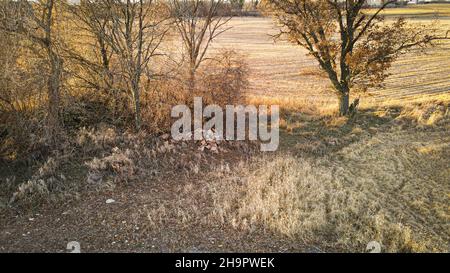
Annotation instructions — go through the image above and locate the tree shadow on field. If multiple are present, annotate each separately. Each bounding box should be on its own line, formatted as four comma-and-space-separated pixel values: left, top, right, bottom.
278, 106, 404, 157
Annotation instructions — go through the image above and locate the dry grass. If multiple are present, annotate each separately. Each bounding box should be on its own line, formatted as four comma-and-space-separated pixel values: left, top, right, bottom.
200, 103, 449, 252
133, 100, 446, 252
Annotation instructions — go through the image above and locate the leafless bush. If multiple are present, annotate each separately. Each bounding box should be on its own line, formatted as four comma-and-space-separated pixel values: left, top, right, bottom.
140, 77, 189, 133
0, 24, 49, 159
139, 50, 249, 133
197, 50, 249, 107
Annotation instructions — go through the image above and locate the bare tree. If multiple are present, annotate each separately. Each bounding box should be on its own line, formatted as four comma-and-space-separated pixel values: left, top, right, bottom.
68, 0, 169, 130
170, 0, 231, 93
263, 0, 448, 115
66, 0, 115, 93
64, 0, 124, 118
102, 0, 170, 130
0, 0, 64, 142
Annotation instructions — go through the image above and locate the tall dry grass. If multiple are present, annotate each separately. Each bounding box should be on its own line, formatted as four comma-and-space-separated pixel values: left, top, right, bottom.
197, 102, 450, 252
205, 150, 448, 251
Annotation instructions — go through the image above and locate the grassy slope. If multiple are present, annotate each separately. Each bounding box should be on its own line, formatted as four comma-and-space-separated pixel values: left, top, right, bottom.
204, 102, 449, 252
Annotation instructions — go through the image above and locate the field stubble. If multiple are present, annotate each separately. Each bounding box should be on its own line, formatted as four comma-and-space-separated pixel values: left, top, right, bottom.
211, 15, 450, 114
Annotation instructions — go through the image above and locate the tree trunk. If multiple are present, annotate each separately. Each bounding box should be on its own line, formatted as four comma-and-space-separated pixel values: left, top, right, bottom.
134, 0, 143, 131
339, 92, 349, 116
132, 77, 141, 131
188, 63, 196, 94
46, 51, 62, 143
43, 0, 61, 143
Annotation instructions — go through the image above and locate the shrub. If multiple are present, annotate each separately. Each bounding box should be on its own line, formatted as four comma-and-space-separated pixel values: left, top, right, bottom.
9, 156, 68, 207
85, 147, 136, 185
197, 50, 249, 107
